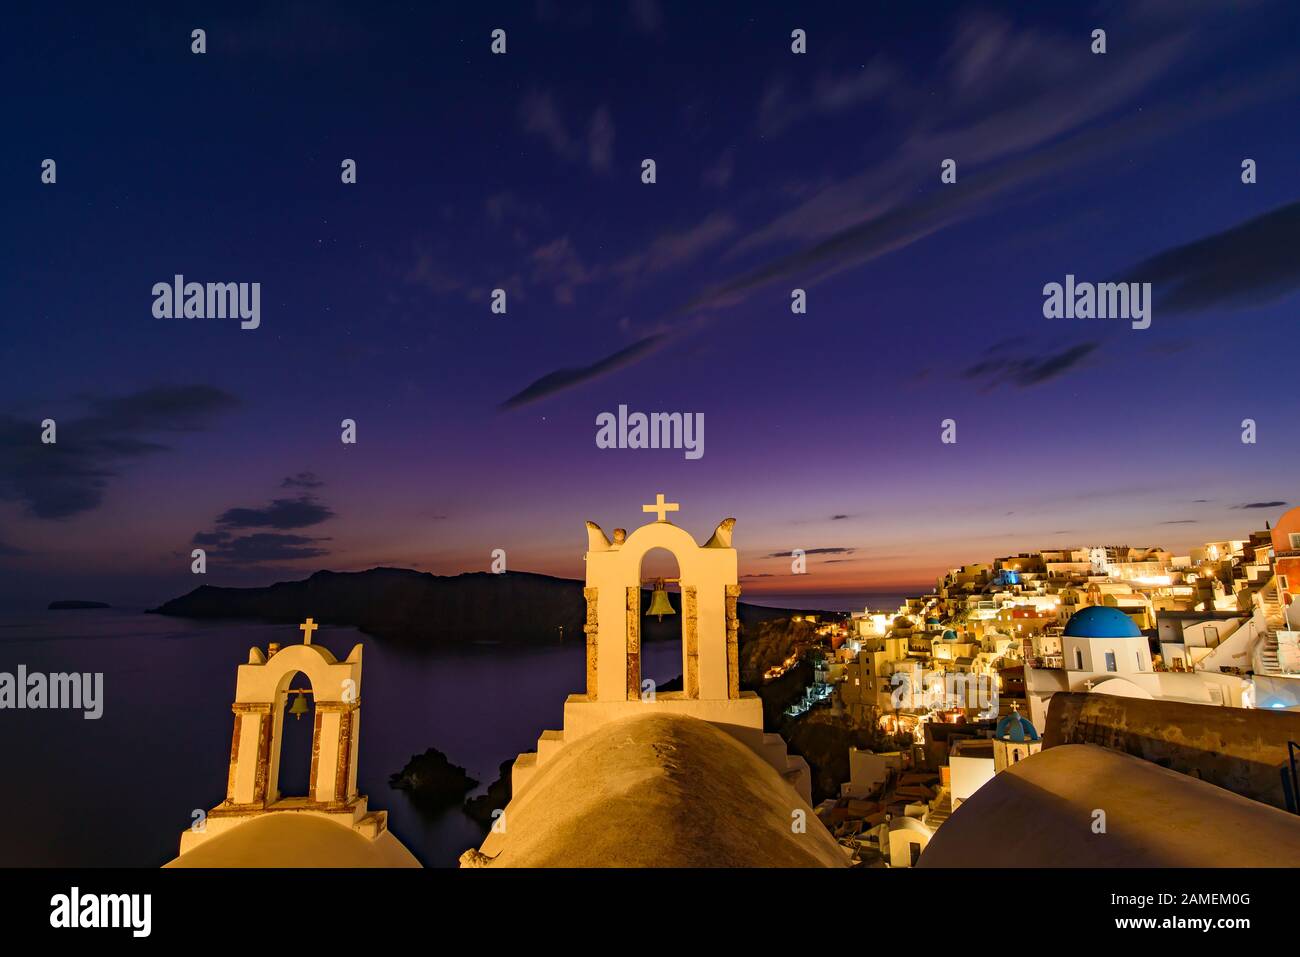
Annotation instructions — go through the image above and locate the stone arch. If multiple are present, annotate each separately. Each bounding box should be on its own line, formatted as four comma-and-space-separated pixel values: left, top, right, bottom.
621, 524, 709, 702
585, 514, 739, 703
222, 640, 363, 810
1084, 676, 1155, 699
245, 642, 353, 705
637, 545, 685, 695
270, 668, 316, 800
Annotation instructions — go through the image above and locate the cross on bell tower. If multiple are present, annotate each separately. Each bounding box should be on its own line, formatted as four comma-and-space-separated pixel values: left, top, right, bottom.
642, 493, 680, 523
299, 617, 319, 645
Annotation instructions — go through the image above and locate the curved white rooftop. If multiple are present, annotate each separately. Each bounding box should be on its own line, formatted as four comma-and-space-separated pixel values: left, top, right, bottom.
921, 744, 1300, 867
471, 712, 847, 867
166, 813, 420, 868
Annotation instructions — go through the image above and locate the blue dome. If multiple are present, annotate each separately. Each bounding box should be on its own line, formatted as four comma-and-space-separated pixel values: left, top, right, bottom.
1064, 606, 1142, 639
942, 629, 958, 641
995, 712, 1040, 743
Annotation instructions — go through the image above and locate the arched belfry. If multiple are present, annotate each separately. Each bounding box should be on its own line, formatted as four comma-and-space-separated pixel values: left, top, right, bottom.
177, 619, 395, 858
221, 626, 363, 809
583, 494, 741, 702
503, 495, 813, 805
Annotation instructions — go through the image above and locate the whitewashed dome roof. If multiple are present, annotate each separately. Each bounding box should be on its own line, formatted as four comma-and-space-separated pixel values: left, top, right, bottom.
165, 813, 420, 868
471, 712, 847, 867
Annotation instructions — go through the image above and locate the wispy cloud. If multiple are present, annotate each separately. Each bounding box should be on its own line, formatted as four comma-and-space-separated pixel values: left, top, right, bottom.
192, 531, 332, 564
757, 60, 895, 137
194, 483, 336, 565
405, 243, 470, 297
500, 8, 1295, 408
1123, 200, 1300, 313
281, 471, 324, 490
0, 385, 238, 519
215, 495, 335, 530
530, 236, 597, 305
612, 212, 737, 284
765, 547, 856, 559
520, 90, 616, 174
520, 90, 578, 161
962, 341, 1100, 390
499, 334, 667, 409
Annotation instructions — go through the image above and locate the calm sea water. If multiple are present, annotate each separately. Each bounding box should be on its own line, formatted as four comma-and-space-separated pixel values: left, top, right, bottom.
0, 609, 687, 868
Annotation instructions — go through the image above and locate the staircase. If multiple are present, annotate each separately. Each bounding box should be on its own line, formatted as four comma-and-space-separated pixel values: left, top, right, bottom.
1256, 578, 1285, 674
1261, 630, 1282, 674
923, 788, 953, 829
1262, 580, 1285, 624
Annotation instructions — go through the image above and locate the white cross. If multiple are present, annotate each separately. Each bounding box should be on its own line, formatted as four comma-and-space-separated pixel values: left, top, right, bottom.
300, 617, 319, 644
642, 493, 680, 523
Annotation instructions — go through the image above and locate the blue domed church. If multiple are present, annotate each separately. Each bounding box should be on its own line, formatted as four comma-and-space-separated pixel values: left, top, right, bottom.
1024, 603, 1251, 733
1024, 604, 1163, 730
1061, 606, 1151, 674
993, 706, 1042, 771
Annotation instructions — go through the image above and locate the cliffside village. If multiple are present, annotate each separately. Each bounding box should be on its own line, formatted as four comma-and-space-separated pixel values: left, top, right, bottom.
790, 506, 1300, 866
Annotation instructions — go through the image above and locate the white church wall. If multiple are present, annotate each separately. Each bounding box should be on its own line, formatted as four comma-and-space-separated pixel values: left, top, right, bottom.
1063, 635, 1151, 674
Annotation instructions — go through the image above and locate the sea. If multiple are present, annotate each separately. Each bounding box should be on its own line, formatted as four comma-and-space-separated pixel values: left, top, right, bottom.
0, 608, 693, 868
0, 591, 918, 867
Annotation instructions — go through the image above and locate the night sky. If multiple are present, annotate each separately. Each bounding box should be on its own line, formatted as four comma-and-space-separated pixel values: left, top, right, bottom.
4, 0, 1300, 610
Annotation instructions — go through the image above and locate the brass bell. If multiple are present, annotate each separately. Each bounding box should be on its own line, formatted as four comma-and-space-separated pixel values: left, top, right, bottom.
646, 579, 676, 621
288, 690, 310, 720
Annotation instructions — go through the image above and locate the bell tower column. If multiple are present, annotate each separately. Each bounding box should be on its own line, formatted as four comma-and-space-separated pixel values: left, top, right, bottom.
583, 587, 599, 700
684, 586, 700, 698
726, 584, 742, 699
310, 699, 361, 805
225, 702, 273, 807
626, 586, 641, 700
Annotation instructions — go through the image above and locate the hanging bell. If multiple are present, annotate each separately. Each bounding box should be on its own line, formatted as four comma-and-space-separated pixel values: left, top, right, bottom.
288, 690, 310, 720
646, 580, 676, 621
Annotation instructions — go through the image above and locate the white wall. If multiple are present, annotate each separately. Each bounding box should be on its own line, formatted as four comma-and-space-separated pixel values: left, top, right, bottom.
950, 755, 995, 807
1063, 635, 1151, 674
845, 749, 892, 797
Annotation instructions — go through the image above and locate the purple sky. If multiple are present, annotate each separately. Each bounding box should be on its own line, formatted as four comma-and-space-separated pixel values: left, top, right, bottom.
3, 1, 1299, 610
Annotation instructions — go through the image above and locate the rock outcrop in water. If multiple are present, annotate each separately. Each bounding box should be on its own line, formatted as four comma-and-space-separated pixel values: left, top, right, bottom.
389, 748, 478, 810
464, 759, 514, 827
